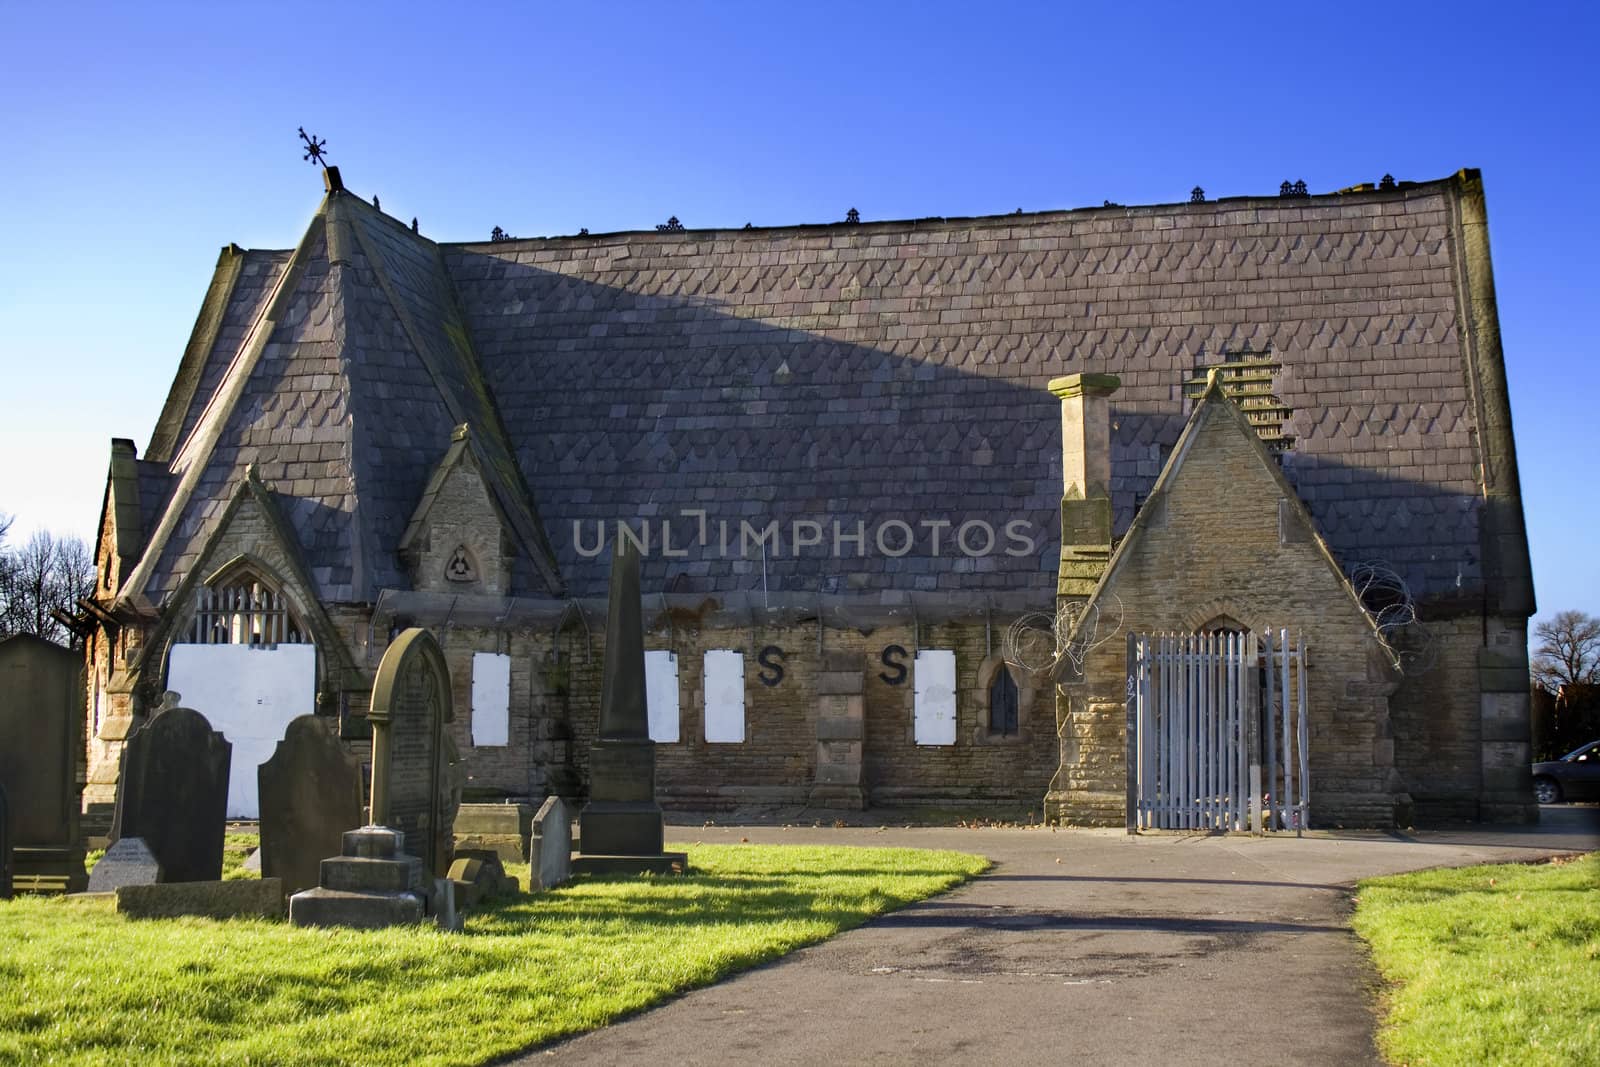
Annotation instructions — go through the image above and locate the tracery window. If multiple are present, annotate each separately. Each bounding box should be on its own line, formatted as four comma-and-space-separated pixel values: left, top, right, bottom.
188, 570, 307, 646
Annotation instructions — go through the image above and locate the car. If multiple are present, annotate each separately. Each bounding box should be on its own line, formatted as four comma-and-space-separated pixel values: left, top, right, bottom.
1531, 740, 1600, 804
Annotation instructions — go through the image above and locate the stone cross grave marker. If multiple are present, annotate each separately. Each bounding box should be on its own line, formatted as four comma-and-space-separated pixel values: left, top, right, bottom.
368, 628, 458, 878
112, 704, 230, 883
259, 715, 364, 897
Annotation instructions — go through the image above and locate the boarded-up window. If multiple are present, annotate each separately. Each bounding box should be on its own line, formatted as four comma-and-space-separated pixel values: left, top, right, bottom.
645, 650, 681, 743
703, 650, 746, 743
913, 650, 957, 745
471, 652, 511, 747
167, 642, 317, 818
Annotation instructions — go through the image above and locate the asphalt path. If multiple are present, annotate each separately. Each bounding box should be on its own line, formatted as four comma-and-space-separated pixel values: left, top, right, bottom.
511, 807, 1599, 1066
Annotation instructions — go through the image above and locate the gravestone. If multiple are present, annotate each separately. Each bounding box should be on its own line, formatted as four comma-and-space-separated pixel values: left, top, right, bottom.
0, 782, 12, 899
113, 705, 231, 883
86, 836, 161, 892
0, 634, 88, 893
368, 628, 457, 878
531, 795, 573, 890
288, 628, 459, 929
258, 715, 363, 897
574, 542, 686, 875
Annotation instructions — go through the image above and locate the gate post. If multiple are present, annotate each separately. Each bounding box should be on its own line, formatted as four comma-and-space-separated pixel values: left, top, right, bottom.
1125, 632, 1139, 834
1246, 631, 1263, 834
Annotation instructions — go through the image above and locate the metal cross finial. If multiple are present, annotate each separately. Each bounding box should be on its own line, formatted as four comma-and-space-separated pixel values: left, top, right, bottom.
298, 127, 330, 169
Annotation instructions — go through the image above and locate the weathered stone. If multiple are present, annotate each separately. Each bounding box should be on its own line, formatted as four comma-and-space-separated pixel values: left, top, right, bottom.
288, 886, 424, 929
530, 795, 572, 890
116, 878, 284, 920
113, 705, 230, 882
86, 836, 161, 892
810, 652, 866, 810
575, 542, 685, 874
433, 877, 462, 932
0, 635, 87, 893
258, 715, 363, 897
241, 848, 262, 873
368, 629, 459, 878
288, 826, 427, 929
320, 855, 425, 894
447, 851, 512, 906
453, 802, 532, 864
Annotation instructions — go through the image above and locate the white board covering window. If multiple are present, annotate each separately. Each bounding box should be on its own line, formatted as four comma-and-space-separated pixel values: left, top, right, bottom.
703, 650, 746, 743
645, 650, 681, 743
913, 649, 958, 746
167, 642, 317, 818
471, 652, 511, 747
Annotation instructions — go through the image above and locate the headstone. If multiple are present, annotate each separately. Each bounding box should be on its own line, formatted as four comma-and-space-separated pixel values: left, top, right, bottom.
0, 782, 12, 900
574, 542, 687, 875
288, 628, 459, 930
86, 836, 161, 893
531, 795, 573, 890
112, 705, 230, 882
116, 878, 283, 920
258, 715, 363, 896
0, 635, 88, 893
367, 629, 457, 878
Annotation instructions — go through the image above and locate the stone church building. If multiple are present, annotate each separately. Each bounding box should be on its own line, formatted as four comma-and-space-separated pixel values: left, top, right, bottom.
77, 166, 1536, 829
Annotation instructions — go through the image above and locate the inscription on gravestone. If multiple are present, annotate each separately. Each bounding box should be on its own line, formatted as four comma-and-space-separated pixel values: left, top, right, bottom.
259, 715, 364, 898
369, 629, 458, 878
85, 836, 161, 893
113, 705, 230, 883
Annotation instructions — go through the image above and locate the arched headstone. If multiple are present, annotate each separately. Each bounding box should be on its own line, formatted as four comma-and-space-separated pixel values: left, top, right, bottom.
369, 629, 457, 877
259, 715, 363, 897
112, 705, 230, 883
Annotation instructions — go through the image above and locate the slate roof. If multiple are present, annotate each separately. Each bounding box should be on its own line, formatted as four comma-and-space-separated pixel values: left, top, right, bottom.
123, 193, 560, 607
121, 171, 1527, 615
443, 177, 1503, 606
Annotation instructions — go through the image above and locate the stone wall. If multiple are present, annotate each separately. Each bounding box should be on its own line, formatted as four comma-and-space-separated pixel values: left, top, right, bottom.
1050, 399, 1404, 828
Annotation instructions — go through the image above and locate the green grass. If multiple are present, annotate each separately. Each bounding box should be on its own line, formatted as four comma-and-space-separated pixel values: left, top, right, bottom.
1352, 852, 1600, 1066
0, 843, 985, 1065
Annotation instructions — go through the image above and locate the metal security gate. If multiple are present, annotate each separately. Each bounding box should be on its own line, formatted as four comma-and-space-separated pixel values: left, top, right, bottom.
1124, 629, 1309, 834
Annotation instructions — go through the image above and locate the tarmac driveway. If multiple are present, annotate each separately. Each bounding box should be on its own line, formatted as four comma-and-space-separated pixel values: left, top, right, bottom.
518, 807, 1599, 1066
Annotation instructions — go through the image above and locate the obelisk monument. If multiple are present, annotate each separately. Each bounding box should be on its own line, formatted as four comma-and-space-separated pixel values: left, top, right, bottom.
573, 539, 686, 874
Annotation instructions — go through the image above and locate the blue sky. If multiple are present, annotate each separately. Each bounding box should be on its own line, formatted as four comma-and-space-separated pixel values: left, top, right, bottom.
0, 1, 1593, 627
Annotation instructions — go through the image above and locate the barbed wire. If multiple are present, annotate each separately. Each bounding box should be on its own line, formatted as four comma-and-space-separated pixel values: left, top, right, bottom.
1347, 560, 1437, 675
1002, 594, 1126, 681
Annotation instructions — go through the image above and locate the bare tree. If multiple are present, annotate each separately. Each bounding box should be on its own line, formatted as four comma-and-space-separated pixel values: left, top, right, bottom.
0, 523, 97, 648
1531, 610, 1600, 692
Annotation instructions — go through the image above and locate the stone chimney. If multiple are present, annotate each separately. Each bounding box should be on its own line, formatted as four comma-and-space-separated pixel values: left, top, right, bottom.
1048, 373, 1120, 597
